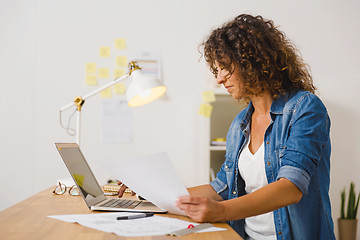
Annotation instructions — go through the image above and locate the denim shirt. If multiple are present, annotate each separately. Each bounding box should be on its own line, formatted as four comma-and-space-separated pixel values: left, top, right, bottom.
210, 91, 335, 240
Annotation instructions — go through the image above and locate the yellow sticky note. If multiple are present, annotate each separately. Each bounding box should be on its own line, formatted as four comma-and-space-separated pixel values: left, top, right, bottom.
202, 91, 216, 103
100, 88, 112, 98
114, 68, 125, 79
99, 46, 111, 57
116, 56, 127, 67
114, 83, 126, 95
73, 174, 84, 188
85, 63, 97, 74
198, 103, 213, 118
99, 68, 109, 79
85, 75, 97, 86
114, 38, 126, 49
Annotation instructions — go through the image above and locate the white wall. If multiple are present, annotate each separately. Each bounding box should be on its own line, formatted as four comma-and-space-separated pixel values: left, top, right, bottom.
0, 0, 37, 210
1, 0, 360, 238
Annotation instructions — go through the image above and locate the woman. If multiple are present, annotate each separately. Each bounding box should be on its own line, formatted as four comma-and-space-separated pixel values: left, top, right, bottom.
175, 14, 335, 239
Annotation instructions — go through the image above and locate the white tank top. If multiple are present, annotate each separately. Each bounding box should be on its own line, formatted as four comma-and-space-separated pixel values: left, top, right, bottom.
238, 137, 276, 240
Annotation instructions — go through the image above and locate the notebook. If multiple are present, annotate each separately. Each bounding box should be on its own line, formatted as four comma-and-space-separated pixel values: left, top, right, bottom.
55, 143, 167, 213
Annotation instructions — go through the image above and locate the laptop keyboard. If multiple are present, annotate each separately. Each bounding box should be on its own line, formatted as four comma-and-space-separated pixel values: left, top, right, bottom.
99, 198, 142, 209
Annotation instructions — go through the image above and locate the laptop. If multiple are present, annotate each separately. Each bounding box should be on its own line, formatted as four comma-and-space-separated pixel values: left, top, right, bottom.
55, 143, 167, 213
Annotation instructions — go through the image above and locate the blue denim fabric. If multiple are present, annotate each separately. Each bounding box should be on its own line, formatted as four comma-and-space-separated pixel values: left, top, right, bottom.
210, 91, 335, 240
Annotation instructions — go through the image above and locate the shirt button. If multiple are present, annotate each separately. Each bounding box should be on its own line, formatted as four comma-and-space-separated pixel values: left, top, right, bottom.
225, 165, 228, 169
232, 191, 237, 195
267, 162, 271, 165
266, 141, 270, 144
278, 231, 282, 235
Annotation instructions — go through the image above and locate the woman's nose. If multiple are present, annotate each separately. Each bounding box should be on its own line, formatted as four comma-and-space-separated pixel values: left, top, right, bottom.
217, 72, 225, 84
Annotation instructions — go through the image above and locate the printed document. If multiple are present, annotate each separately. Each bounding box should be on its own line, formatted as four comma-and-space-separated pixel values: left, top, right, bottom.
103, 152, 188, 215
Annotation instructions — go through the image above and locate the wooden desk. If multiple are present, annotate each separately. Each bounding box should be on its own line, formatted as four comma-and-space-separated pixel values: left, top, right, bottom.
0, 187, 242, 240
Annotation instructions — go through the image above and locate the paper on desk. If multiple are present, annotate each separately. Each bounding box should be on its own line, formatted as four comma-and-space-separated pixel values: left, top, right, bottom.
48, 212, 226, 237
103, 152, 189, 215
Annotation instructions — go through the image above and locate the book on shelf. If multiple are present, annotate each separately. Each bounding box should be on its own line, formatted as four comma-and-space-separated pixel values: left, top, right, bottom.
211, 138, 226, 146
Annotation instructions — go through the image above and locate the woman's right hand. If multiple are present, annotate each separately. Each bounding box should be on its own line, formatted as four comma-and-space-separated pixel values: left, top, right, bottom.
117, 181, 136, 198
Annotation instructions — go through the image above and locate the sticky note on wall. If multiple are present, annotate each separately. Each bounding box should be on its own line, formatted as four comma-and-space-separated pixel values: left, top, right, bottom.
114, 83, 126, 95
100, 88, 112, 98
116, 56, 127, 67
99, 68, 110, 79
114, 69, 125, 79
114, 38, 126, 49
86, 63, 97, 74
202, 91, 216, 103
198, 103, 213, 118
85, 75, 97, 86
99, 46, 111, 57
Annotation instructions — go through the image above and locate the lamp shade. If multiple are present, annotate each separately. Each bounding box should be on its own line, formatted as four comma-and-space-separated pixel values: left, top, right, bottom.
126, 70, 166, 107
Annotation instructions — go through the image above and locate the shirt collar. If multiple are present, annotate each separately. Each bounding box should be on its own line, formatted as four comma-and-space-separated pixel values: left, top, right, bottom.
270, 92, 290, 115
238, 91, 291, 129
238, 102, 253, 131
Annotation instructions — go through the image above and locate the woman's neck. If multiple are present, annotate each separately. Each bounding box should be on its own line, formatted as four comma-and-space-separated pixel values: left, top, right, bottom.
250, 91, 273, 116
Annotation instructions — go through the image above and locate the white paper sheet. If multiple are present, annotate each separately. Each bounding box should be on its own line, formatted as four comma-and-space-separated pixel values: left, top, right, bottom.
102, 99, 132, 143
129, 50, 162, 81
48, 212, 226, 237
103, 152, 189, 215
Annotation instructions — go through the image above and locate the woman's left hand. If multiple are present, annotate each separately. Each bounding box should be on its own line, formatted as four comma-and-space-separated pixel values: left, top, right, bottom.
175, 195, 225, 222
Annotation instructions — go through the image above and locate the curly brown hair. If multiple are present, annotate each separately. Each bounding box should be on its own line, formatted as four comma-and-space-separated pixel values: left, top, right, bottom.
202, 14, 316, 98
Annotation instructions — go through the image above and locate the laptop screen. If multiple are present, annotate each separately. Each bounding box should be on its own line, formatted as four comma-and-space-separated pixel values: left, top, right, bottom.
56, 143, 106, 207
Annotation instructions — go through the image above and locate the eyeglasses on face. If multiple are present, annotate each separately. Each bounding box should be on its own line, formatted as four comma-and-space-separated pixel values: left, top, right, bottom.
53, 182, 80, 196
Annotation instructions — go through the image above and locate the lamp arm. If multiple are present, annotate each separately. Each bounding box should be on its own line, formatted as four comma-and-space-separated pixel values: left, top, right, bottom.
82, 72, 130, 101
59, 71, 132, 146
59, 61, 144, 145
60, 72, 131, 112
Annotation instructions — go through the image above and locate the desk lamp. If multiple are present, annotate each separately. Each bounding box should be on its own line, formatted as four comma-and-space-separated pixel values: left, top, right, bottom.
60, 61, 166, 145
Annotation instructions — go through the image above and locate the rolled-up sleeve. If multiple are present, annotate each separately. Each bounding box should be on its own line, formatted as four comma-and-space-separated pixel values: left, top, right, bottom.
277, 165, 311, 194
277, 94, 330, 195
210, 160, 231, 199
210, 177, 227, 195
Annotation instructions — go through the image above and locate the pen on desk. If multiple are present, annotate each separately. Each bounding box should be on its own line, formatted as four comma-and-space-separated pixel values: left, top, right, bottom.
116, 212, 154, 220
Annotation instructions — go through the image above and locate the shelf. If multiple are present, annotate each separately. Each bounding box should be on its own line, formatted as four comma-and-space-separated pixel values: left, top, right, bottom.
209, 145, 226, 151
203, 87, 246, 183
